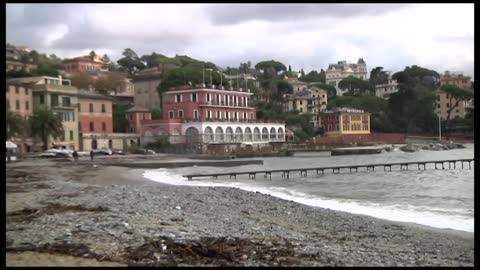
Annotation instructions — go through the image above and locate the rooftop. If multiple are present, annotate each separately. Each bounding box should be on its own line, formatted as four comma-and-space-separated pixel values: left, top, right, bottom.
322, 107, 369, 114
126, 105, 150, 112
77, 89, 113, 100
167, 84, 251, 93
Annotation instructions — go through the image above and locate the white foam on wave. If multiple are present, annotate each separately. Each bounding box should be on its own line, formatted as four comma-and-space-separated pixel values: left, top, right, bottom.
142, 169, 474, 233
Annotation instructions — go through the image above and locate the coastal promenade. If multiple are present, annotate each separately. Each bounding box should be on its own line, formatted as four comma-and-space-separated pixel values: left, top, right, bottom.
184, 158, 474, 180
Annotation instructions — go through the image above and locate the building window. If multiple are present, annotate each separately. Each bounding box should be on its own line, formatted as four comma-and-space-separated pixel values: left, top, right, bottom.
15, 87, 19, 94
194, 110, 199, 119
226, 111, 230, 120
70, 130, 74, 140
216, 111, 221, 119
175, 94, 182, 103
25, 88, 29, 95
16, 100, 20, 110
62, 97, 71, 107
244, 112, 247, 119
447, 103, 450, 108
216, 94, 220, 105
207, 110, 212, 119
25, 101, 29, 110
101, 104, 106, 113
102, 122, 106, 131
192, 93, 197, 102
178, 110, 184, 119
78, 103, 81, 112
207, 93, 211, 102
300, 101, 303, 105
89, 122, 94, 132
40, 95, 44, 104
169, 111, 174, 119
234, 112, 238, 120
89, 103, 94, 112
300, 108, 303, 112
250, 113, 253, 119
79, 122, 82, 132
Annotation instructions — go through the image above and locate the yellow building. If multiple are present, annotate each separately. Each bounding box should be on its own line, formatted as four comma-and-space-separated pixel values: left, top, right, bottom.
284, 86, 328, 127
319, 108, 371, 136
435, 89, 473, 120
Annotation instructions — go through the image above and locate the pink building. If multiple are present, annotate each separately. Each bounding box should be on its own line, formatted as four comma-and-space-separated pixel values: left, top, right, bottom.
162, 84, 256, 122
139, 84, 286, 149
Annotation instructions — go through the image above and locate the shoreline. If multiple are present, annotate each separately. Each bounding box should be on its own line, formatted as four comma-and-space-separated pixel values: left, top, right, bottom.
6, 160, 474, 266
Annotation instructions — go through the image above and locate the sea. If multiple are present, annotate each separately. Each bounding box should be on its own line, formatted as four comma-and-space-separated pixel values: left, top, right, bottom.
143, 144, 474, 233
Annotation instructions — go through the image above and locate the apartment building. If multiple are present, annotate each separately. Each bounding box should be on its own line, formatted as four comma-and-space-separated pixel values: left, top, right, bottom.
325, 58, 368, 96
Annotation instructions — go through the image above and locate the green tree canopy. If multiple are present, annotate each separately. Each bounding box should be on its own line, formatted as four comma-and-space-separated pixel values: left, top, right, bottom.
117, 48, 146, 75
6, 109, 27, 139
338, 76, 374, 96
255, 60, 287, 78
369, 66, 389, 85
151, 108, 162, 119
29, 106, 65, 150
94, 73, 125, 95
70, 72, 94, 89
440, 84, 474, 132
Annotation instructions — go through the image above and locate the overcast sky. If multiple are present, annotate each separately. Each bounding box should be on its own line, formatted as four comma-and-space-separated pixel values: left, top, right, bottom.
6, 3, 474, 78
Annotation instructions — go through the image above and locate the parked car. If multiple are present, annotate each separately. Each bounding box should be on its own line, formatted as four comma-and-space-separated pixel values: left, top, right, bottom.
112, 149, 125, 155
43, 148, 73, 157
134, 148, 156, 155
93, 148, 113, 155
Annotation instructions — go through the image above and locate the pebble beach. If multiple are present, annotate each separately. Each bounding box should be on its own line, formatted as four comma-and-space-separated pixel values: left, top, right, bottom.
6, 159, 474, 266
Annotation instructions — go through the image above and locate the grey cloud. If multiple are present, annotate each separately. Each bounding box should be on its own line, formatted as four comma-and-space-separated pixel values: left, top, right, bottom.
206, 4, 409, 25
7, 4, 83, 27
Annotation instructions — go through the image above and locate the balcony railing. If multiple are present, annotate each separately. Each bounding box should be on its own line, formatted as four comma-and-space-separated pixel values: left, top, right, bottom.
51, 103, 79, 109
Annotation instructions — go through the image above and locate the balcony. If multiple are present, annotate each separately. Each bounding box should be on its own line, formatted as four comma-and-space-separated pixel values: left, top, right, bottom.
51, 103, 78, 109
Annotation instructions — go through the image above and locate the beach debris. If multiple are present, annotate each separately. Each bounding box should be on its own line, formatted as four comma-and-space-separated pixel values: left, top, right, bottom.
125, 235, 298, 266
175, 206, 182, 210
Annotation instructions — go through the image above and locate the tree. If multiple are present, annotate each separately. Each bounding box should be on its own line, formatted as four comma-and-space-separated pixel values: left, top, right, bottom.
29, 106, 64, 150
151, 108, 162, 119
288, 65, 292, 72
338, 76, 374, 96
393, 65, 440, 90
319, 69, 326, 83
93, 73, 126, 95
440, 84, 474, 133
255, 60, 287, 79
70, 72, 94, 89
89, 50, 96, 58
117, 48, 146, 75
300, 70, 326, 83
113, 105, 129, 133
369, 66, 389, 85
6, 109, 27, 139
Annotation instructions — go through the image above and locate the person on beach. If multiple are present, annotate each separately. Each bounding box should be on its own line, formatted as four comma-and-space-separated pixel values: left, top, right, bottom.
90, 150, 94, 161
72, 150, 79, 163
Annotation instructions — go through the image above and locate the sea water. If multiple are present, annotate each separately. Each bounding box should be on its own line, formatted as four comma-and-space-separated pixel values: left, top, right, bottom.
143, 144, 474, 232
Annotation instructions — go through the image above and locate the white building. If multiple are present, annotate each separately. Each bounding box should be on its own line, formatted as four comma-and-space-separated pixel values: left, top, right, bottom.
375, 74, 399, 99
325, 58, 367, 96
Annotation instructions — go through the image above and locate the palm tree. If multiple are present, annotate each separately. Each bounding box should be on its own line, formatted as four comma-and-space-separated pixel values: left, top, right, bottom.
29, 106, 65, 150
6, 108, 26, 139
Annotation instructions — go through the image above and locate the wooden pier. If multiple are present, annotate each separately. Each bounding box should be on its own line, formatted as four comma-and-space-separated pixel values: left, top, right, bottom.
183, 158, 474, 180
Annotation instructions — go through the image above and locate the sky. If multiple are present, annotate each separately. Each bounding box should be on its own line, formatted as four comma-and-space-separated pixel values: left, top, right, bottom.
6, 3, 474, 78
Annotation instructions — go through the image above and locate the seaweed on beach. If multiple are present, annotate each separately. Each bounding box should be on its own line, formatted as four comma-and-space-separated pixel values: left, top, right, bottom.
125, 236, 302, 266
